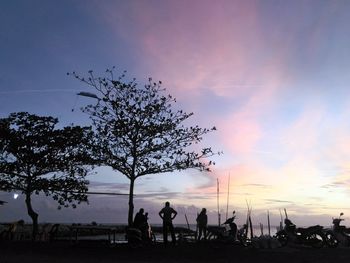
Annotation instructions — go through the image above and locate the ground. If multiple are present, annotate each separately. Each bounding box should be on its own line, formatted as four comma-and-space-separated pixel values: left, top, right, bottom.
1, 241, 350, 263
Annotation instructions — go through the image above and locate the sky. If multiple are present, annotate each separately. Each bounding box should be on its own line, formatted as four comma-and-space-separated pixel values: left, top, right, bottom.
1, 0, 350, 227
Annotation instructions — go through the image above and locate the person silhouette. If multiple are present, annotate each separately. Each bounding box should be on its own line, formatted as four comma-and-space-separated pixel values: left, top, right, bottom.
159, 201, 177, 245
133, 208, 149, 239
145, 212, 149, 223
196, 208, 208, 241
133, 208, 145, 229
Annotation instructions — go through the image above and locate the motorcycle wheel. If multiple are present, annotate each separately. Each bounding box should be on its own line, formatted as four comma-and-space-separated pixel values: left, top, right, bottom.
206, 232, 217, 240
237, 232, 248, 247
206, 227, 225, 241
275, 230, 288, 247
306, 232, 325, 248
324, 231, 338, 248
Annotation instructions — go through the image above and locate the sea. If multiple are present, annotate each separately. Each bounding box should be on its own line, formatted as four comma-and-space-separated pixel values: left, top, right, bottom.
66, 224, 280, 244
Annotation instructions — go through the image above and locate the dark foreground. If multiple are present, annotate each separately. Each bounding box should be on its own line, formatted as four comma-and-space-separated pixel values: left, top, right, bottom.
1, 241, 350, 263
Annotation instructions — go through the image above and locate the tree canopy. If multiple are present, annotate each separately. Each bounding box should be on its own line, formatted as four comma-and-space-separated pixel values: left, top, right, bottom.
0, 112, 94, 238
71, 69, 218, 226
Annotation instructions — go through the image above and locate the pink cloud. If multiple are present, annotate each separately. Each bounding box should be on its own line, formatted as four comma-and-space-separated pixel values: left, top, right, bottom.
217, 112, 262, 153
81, 1, 350, 220
90, 1, 266, 96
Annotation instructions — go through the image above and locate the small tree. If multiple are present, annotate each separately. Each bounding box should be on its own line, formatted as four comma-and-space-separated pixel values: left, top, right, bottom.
0, 112, 93, 238
71, 69, 218, 226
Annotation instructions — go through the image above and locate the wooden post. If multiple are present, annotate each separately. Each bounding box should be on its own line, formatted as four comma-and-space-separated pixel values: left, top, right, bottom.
185, 214, 190, 230
267, 210, 271, 237
260, 223, 263, 236
279, 209, 283, 230
284, 208, 288, 219
249, 214, 253, 239
217, 178, 220, 226
225, 173, 230, 221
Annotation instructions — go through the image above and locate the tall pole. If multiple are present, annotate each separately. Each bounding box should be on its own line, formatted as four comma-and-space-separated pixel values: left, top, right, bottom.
225, 173, 231, 221
217, 178, 220, 226
284, 208, 288, 219
267, 210, 271, 237
279, 209, 283, 230
185, 214, 190, 230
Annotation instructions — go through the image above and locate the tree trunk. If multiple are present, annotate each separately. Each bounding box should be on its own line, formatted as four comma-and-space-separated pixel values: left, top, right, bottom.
128, 178, 135, 227
25, 193, 38, 240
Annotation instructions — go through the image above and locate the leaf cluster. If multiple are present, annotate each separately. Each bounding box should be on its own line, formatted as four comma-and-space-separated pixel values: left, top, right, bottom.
71, 69, 219, 180
0, 112, 94, 208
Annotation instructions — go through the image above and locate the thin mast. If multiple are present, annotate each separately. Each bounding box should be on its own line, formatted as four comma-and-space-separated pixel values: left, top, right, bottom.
225, 173, 231, 221
184, 214, 190, 230
217, 178, 220, 226
267, 210, 271, 237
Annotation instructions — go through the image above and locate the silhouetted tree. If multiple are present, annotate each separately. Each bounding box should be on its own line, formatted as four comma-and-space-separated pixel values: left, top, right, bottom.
70, 69, 218, 226
0, 112, 93, 238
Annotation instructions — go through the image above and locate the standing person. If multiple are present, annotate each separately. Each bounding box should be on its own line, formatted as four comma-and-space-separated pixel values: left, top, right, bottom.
159, 201, 177, 245
196, 208, 208, 241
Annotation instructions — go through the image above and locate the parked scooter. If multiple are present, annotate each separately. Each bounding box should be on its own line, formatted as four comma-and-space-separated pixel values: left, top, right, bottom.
323, 227, 339, 248
206, 212, 247, 245
206, 216, 237, 243
275, 218, 325, 248
325, 213, 350, 247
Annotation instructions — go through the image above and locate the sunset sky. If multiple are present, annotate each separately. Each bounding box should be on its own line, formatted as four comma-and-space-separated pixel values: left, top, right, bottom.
1, 0, 350, 227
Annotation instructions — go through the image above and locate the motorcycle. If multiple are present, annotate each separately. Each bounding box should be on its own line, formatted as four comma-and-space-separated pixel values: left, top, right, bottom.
275, 218, 325, 248
324, 213, 350, 247
206, 214, 248, 246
